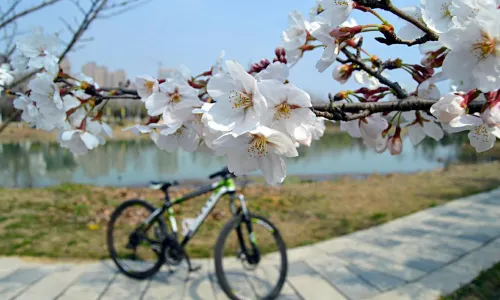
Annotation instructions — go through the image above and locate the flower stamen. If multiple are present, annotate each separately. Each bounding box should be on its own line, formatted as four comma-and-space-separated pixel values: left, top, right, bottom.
144, 81, 154, 94
472, 31, 497, 60
169, 88, 182, 103
248, 134, 269, 157
229, 90, 253, 109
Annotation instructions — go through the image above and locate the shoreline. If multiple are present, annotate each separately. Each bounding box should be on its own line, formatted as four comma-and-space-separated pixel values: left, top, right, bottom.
0, 122, 341, 143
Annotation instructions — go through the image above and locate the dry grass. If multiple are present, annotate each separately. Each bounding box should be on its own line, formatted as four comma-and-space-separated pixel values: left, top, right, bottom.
0, 162, 499, 260
0, 122, 341, 144
0, 122, 148, 143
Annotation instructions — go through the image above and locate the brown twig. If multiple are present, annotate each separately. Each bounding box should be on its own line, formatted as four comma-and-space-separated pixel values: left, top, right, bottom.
375, 32, 433, 46
0, 0, 61, 30
341, 48, 408, 99
354, 0, 439, 42
312, 97, 484, 121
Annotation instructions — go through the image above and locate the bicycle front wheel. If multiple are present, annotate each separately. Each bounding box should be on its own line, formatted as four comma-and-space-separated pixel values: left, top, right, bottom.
107, 199, 167, 279
214, 213, 288, 300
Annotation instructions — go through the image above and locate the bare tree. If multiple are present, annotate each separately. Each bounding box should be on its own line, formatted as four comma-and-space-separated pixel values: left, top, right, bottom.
0, 0, 153, 134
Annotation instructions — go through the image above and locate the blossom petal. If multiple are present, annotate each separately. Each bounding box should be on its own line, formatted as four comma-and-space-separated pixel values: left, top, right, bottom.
257, 153, 286, 185
408, 125, 426, 145
81, 132, 100, 150
422, 121, 444, 141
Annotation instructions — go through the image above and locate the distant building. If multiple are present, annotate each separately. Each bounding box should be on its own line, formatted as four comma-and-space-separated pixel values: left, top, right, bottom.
81, 62, 129, 87
60, 58, 71, 74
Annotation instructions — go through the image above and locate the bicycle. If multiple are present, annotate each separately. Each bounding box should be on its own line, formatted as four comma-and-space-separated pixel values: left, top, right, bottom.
106, 166, 288, 300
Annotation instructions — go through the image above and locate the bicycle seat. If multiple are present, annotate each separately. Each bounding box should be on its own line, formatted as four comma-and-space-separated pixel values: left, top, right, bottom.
149, 180, 179, 191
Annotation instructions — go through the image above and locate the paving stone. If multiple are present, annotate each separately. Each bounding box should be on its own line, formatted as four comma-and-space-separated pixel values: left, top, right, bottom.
0, 267, 51, 299
287, 261, 346, 300
182, 259, 216, 300
99, 272, 149, 300
346, 264, 406, 292
16, 265, 86, 300
307, 255, 379, 299
58, 265, 117, 300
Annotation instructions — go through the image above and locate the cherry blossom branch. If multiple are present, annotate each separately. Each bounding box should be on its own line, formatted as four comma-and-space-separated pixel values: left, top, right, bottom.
0, 0, 61, 30
341, 48, 408, 99
312, 97, 485, 121
354, 0, 439, 42
375, 29, 434, 46
58, 0, 107, 62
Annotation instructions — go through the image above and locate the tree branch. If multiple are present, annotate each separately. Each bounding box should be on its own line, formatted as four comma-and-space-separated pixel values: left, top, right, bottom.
354, 0, 439, 42
375, 32, 433, 47
0, 0, 61, 30
341, 48, 408, 99
312, 97, 485, 121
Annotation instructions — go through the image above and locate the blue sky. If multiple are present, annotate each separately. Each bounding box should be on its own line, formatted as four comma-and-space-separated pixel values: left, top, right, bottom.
13, 0, 422, 100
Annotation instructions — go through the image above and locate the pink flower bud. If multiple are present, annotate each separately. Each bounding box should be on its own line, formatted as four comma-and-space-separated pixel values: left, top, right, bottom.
482, 101, 500, 126
388, 127, 402, 155
329, 25, 363, 42
332, 64, 354, 83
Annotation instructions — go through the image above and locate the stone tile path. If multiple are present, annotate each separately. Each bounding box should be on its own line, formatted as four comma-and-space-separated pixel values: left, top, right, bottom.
2, 187, 500, 299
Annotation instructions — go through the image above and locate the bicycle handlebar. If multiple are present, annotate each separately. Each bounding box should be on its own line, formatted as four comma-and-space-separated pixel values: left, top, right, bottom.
208, 167, 235, 180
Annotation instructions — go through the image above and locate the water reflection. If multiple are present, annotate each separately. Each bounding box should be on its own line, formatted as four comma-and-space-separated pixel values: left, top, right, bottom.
0, 131, 491, 188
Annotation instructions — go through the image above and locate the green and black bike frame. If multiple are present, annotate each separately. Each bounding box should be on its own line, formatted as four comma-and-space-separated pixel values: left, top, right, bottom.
139, 176, 260, 264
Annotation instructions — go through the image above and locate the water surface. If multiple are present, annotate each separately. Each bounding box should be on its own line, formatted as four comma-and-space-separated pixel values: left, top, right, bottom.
0, 131, 488, 188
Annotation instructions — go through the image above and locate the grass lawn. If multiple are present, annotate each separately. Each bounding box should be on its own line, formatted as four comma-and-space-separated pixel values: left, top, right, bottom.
0, 161, 499, 260
441, 262, 500, 300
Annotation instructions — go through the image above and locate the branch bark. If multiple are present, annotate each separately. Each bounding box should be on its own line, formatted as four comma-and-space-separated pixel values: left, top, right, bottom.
341, 48, 408, 99
313, 97, 485, 121
0, 0, 61, 30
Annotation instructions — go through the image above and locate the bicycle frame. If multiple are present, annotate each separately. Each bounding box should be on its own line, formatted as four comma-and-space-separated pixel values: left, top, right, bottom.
139, 177, 247, 248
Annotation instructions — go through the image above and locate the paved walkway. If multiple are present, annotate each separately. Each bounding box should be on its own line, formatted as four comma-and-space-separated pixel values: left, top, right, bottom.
2, 188, 500, 300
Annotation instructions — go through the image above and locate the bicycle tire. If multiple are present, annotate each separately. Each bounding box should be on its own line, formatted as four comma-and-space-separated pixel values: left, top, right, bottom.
107, 199, 167, 279
214, 213, 288, 300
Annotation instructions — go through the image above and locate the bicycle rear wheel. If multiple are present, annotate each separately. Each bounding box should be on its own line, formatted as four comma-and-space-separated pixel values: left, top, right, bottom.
107, 199, 167, 279
214, 213, 288, 300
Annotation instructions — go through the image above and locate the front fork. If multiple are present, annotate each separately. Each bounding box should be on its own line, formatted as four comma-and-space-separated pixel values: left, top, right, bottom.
230, 194, 261, 265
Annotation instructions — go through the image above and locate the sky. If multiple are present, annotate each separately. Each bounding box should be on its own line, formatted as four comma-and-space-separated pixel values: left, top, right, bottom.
10, 0, 423, 101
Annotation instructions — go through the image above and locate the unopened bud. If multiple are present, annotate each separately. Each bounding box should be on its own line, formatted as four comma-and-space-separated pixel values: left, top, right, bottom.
388, 127, 402, 155
330, 25, 363, 43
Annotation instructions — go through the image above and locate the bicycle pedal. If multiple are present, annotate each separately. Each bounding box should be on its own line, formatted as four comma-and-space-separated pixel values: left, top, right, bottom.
188, 263, 202, 273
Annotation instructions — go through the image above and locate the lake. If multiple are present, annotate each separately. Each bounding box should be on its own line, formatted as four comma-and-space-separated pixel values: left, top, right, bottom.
0, 131, 492, 188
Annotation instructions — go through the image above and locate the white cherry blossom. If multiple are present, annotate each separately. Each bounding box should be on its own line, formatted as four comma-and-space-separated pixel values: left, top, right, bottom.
255, 62, 289, 82
57, 119, 102, 155
282, 11, 311, 52
211, 50, 226, 76
430, 93, 467, 123
449, 113, 500, 152
309, 22, 341, 72
27, 73, 66, 130
258, 79, 315, 141
401, 111, 444, 145
315, 0, 354, 27
417, 72, 446, 100
340, 114, 388, 140
309, 2, 324, 21
136, 75, 159, 100
354, 70, 389, 89
0, 63, 14, 94
151, 122, 200, 153
440, 9, 500, 91
206, 60, 267, 136
13, 94, 38, 126
145, 75, 202, 126
422, 0, 497, 33
398, 6, 426, 40
15, 27, 61, 76
212, 126, 298, 185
